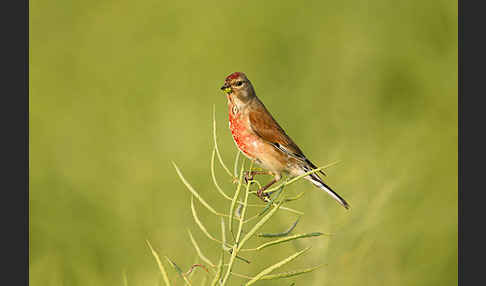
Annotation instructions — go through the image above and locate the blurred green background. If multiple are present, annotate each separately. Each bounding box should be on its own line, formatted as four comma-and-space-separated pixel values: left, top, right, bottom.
30, 0, 457, 285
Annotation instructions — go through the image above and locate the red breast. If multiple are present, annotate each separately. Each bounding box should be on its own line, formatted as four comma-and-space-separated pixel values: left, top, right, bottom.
227, 97, 258, 159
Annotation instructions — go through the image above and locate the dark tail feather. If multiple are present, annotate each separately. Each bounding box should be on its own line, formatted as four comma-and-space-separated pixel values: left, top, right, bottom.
305, 158, 327, 177
306, 173, 350, 210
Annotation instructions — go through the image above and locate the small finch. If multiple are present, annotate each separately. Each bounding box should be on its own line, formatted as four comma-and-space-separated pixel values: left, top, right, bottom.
220, 72, 350, 210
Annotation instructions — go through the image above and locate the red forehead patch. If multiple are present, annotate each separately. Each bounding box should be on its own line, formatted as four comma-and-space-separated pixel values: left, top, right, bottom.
226, 72, 244, 80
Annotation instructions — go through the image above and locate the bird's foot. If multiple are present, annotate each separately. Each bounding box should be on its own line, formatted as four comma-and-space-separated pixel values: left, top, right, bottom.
244, 170, 272, 184
244, 171, 255, 184
256, 188, 271, 201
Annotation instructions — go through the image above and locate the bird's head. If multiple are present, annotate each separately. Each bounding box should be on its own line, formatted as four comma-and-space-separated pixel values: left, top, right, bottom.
220, 72, 255, 102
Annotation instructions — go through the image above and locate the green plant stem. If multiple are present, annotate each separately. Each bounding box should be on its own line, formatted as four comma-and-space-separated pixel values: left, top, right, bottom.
221, 161, 253, 285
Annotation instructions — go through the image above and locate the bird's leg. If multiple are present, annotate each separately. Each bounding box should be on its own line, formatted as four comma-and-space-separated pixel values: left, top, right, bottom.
244, 170, 272, 184
256, 178, 279, 201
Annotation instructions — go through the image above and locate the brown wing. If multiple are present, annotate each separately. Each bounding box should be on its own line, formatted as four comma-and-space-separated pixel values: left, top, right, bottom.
248, 98, 304, 156
248, 98, 327, 176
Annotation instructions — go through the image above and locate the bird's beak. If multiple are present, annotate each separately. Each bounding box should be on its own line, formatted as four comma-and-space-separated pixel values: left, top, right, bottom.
220, 83, 232, 94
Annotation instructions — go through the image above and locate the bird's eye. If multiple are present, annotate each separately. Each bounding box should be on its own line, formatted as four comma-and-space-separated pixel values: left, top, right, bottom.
235, 81, 243, 87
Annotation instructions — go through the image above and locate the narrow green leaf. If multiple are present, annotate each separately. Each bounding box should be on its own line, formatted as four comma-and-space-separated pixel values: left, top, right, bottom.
165, 257, 183, 275
257, 217, 300, 238
210, 251, 224, 286
232, 264, 324, 281
187, 229, 215, 268
245, 247, 311, 285
233, 150, 241, 178
229, 272, 252, 279
228, 164, 245, 238
235, 255, 251, 264
221, 161, 253, 285
220, 218, 248, 263
191, 196, 222, 244
256, 233, 323, 250
145, 240, 171, 286
165, 257, 192, 286
244, 206, 304, 221
283, 192, 305, 202
212, 105, 233, 178
238, 200, 283, 249
279, 206, 304, 216
211, 148, 233, 201
226, 248, 251, 264
173, 162, 220, 216
236, 161, 253, 242
220, 217, 226, 246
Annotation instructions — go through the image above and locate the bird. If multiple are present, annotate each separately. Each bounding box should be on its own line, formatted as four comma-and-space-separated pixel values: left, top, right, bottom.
220, 72, 349, 210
